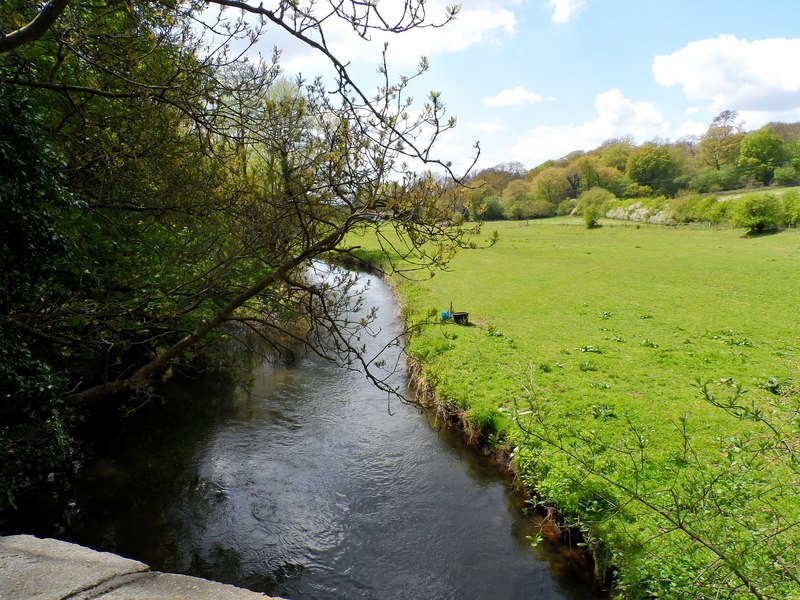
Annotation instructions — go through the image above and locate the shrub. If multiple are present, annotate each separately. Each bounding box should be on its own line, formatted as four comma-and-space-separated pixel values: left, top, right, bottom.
621, 182, 653, 198
556, 198, 577, 216
729, 192, 785, 234
528, 199, 556, 219
773, 165, 799, 186
576, 187, 615, 216
583, 205, 601, 228
780, 190, 800, 227
701, 197, 732, 224
688, 165, 742, 193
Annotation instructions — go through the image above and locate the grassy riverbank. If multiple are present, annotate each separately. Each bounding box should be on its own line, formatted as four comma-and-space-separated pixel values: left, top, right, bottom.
348, 218, 800, 598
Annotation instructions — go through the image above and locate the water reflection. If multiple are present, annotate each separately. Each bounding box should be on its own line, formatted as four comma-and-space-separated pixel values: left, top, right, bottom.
54, 271, 601, 599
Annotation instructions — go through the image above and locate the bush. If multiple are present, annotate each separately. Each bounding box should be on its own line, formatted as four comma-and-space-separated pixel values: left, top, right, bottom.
621, 182, 653, 198
773, 166, 799, 186
781, 190, 800, 227
729, 192, 785, 234
688, 165, 742, 193
477, 196, 504, 221
528, 199, 556, 219
583, 205, 601, 228
701, 197, 732, 224
576, 187, 615, 216
556, 198, 577, 216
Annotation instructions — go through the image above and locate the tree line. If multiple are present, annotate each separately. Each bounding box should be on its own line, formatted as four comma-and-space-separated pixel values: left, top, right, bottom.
464, 110, 800, 223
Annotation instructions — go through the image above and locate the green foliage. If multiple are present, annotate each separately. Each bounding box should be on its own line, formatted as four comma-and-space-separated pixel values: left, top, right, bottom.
668, 194, 719, 223
530, 166, 571, 204
528, 199, 556, 219
555, 198, 577, 216
388, 221, 800, 597
773, 165, 799, 186
0, 322, 74, 511
780, 190, 800, 226
582, 205, 601, 228
738, 127, 790, 185
687, 164, 742, 193
478, 195, 505, 220
620, 180, 654, 199
0, 87, 71, 308
575, 187, 615, 219
0, 89, 77, 509
1, 0, 482, 509
698, 110, 745, 172
461, 121, 800, 229
729, 192, 785, 234
626, 144, 684, 197
467, 402, 508, 439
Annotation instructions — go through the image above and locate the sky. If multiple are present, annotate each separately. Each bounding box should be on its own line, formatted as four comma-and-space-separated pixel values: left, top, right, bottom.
243, 0, 800, 175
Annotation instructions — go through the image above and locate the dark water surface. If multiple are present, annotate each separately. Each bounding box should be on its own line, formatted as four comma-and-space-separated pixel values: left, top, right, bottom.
18, 271, 602, 599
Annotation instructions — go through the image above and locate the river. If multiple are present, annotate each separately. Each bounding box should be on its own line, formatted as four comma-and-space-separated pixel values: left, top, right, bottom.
13, 268, 602, 599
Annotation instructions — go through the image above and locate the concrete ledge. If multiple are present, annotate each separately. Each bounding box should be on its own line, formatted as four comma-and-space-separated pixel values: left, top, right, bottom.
0, 535, 285, 600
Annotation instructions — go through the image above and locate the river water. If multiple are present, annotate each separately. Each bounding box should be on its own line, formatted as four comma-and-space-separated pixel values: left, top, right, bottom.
23, 269, 601, 599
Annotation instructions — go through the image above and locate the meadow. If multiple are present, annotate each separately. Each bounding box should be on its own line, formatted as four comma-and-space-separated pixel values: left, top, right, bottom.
350, 217, 800, 598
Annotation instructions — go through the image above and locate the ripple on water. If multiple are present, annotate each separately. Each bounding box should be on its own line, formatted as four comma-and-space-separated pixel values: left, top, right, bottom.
54, 270, 598, 600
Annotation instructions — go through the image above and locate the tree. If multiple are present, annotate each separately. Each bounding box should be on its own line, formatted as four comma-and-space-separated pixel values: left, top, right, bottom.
0, 0, 484, 505
530, 166, 570, 204
568, 155, 602, 193
479, 195, 505, 221
502, 178, 533, 202
688, 165, 742, 193
501, 179, 535, 219
738, 126, 790, 185
0, 87, 75, 508
773, 165, 799, 186
625, 143, 684, 197
698, 110, 745, 171
492, 161, 528, 178
473, 164, 524, 194
597, 137, 635, 172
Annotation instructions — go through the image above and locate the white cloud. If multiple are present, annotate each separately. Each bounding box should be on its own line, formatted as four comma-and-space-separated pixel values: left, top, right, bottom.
481, 86, 543, 106
675, 121, 707, 139
276, 2, 516, 74
653, 35, 800, 118
545, 0, 587, 24
472, 121, 507, 133
502, 89, 669, 167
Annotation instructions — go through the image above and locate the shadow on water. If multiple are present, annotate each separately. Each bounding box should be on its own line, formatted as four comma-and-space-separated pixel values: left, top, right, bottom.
4, 270, 607, 600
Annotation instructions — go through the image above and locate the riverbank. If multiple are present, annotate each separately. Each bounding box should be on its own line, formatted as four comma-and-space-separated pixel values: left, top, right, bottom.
0, 534, 285, 599
363, 219, 800, 598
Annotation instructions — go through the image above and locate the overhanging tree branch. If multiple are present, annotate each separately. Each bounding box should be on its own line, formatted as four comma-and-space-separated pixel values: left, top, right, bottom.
0, 0, 72, 53
65, 227, 349, 404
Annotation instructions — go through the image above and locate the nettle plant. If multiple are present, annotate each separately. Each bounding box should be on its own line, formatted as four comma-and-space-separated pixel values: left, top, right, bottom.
511, 366, 800, 599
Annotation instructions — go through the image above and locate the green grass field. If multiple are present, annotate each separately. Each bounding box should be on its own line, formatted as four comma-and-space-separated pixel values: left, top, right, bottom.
349, 217, 800, 598
396, 218, 799, 434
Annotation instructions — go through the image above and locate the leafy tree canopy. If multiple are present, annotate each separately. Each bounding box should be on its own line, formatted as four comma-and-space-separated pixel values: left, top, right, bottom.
0, 0, 486, 507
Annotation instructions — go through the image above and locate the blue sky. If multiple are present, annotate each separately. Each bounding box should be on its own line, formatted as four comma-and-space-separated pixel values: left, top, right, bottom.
253, 0, 800, 174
